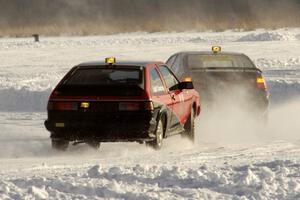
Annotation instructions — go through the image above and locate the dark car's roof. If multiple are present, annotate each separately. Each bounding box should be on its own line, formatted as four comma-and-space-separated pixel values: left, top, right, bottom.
174, 51, 245, 56
77, 61, 163, 68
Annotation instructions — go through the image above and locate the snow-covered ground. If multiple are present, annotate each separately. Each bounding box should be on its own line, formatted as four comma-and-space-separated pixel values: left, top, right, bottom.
0, 28, 300, 199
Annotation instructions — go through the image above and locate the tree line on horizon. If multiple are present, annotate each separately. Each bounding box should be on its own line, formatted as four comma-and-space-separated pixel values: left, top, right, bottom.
0, 0, 299, 36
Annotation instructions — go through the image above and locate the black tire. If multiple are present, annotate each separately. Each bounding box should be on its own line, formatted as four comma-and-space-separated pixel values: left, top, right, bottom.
147, 118, 164, 150
51, 139, 69, 151
183, 109, 195, 142
87, 141, 101, 149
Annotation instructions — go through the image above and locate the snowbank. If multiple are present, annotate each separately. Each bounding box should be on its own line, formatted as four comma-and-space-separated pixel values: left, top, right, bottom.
256, 58, 300, 69
1, 159, 300, 199
0, 87, 50, 112
236, 31, 297, 42
267, 80, 300, 105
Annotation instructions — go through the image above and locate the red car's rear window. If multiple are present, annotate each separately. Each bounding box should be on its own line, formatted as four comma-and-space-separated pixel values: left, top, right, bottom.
57, 67, 144, 96
66, 67, 143, 87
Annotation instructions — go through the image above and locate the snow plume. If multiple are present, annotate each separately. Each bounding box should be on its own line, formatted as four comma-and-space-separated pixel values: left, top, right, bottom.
196, 84, 300, 145
0, 0, 300, 36
197, 84, 267, 144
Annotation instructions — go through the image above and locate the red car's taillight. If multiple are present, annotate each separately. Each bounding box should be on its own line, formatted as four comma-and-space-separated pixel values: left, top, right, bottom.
47, 101, 78, 111
118, 101, 154, 111
256, 76, 267, 90
49, 90, 61, 99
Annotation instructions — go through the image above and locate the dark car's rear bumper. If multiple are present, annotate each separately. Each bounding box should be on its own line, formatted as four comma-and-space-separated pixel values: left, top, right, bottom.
45, 111, 157, 142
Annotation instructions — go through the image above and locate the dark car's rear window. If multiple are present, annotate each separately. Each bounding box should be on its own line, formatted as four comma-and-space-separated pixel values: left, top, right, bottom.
58, 67, 144, 96
187, 54, 255, 69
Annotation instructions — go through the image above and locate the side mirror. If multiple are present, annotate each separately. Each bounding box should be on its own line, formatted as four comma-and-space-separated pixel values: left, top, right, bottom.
179, 77, 194, 90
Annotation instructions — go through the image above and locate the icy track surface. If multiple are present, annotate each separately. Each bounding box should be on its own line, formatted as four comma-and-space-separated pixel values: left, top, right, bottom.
0, 28, 300, 199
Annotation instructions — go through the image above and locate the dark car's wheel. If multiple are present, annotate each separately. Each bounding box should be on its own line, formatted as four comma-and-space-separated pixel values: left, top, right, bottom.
87, 141, 101, 149
183, 109, 195, 142
147, 118, 164, 150
51, 138, 69, 151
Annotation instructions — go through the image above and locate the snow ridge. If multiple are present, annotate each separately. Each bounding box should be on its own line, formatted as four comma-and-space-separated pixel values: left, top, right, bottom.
1, 160, 300, 199
0, 88, 50, 112
237, 31, 297, 42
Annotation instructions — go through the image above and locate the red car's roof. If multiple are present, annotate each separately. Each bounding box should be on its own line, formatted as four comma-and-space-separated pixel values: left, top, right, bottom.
77, 61, 164, 68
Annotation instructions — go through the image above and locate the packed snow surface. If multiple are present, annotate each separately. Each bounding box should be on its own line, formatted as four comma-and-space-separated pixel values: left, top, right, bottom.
0, 28, 300, 199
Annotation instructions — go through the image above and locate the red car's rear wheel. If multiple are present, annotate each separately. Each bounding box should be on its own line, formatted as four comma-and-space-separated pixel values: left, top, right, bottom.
147, 118, 164, 150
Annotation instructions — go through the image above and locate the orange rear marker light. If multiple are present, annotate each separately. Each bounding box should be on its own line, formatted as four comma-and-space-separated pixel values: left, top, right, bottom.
183, 77, 193, 82
144, 102, 154, 111
257, 77, 265, 84
256, 77, 266, 89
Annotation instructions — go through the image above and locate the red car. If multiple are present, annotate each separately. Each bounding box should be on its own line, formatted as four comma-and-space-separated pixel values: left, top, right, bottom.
45, 58, 201, 150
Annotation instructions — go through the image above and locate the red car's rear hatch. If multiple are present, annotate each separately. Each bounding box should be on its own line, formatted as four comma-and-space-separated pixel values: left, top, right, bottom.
46, 66, 154, 139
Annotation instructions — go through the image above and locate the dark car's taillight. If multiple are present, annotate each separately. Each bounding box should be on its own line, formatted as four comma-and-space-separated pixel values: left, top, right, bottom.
256, 76, 267, 90
47, 101, 78, 111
